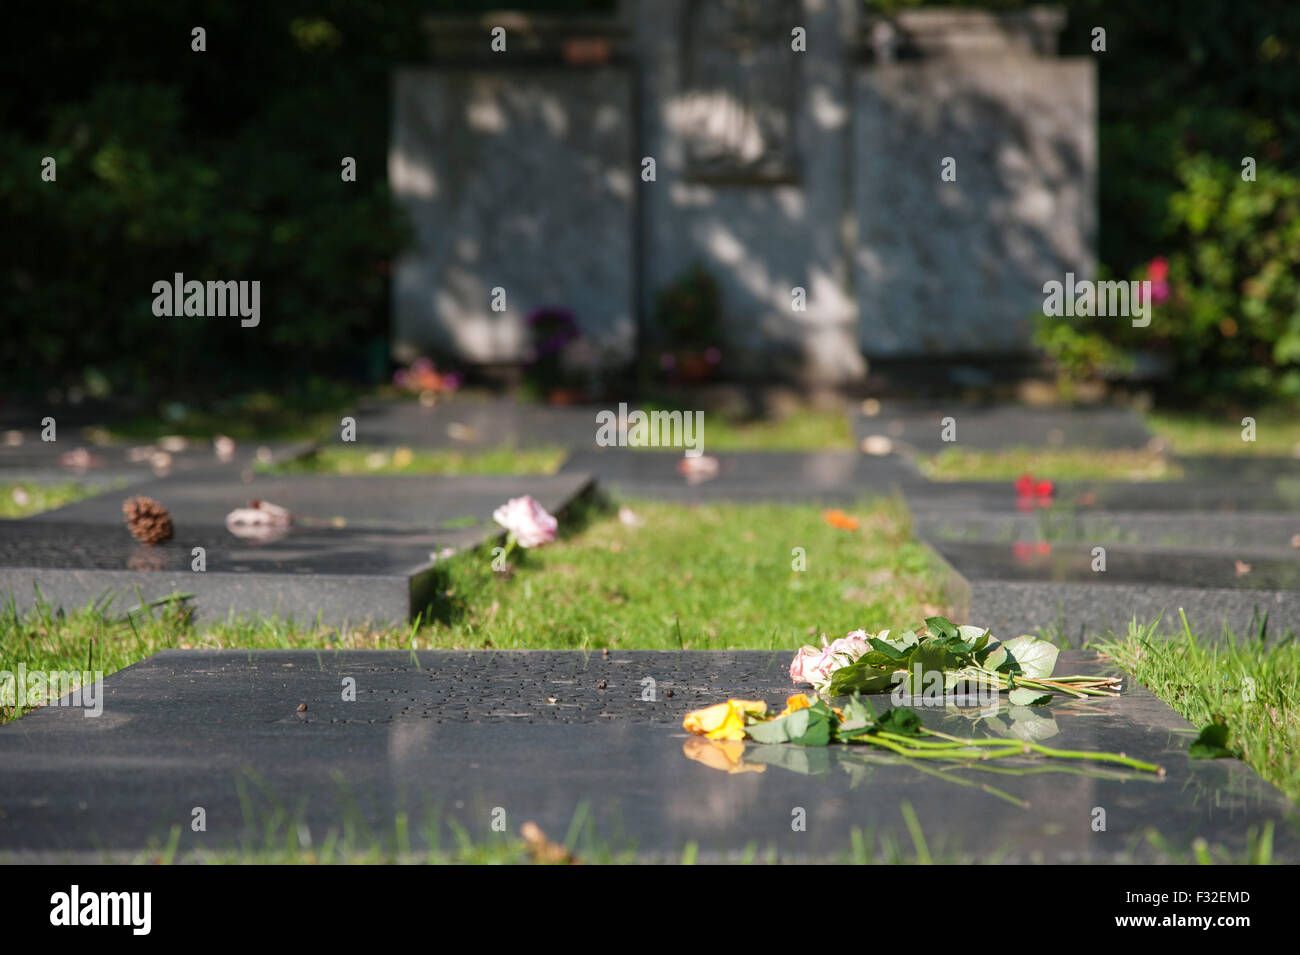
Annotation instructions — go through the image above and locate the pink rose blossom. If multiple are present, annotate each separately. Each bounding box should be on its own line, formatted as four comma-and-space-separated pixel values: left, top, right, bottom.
492, 495, 558, 548
789, 630, 872, 694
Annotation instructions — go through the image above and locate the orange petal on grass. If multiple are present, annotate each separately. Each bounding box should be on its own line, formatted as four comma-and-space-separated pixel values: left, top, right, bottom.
822, 509, 860, 530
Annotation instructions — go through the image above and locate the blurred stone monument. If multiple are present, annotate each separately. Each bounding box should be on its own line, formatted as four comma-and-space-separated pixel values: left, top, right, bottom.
390, 2, 1094, 385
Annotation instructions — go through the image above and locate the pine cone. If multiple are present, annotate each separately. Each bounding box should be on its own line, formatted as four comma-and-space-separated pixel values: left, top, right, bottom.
123, 496, 173, 545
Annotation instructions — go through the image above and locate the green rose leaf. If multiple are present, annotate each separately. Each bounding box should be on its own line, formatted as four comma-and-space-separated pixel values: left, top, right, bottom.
1002, 636, 1060, 679
925, 616, 958, 640
876, 706, 924, 737
1007, 687, 1054, 706
868, 638, 906, 661
913, 641, 951, 681
978, 643, 1010, 672
829, 661, 898, 696
745, 712, 794, 744
788, 706, 832, 746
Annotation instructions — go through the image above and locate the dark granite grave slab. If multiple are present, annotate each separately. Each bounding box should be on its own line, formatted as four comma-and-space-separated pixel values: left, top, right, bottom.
906, 478, 1300, 514
916, 511, 1300, 550
559, 449, 924, 502
1174, 455, 1300, 480
0, 649, 1293, 862
0, 435, 314, 484
32, 472, 592, 533
931, 541, 1300, 591
0, 474, 593, 624
348, 395, 604, 449
855, 403, 1153, 452
970, 581, 1298, 646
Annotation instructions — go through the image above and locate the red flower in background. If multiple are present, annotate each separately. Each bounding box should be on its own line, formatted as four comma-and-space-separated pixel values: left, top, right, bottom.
1014, 473, 1055, 498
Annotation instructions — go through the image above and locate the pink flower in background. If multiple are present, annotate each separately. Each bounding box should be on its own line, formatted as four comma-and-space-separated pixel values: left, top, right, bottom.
1139, 256, 1170, 305
393, 357, 460, 395
492, 495, 558, 548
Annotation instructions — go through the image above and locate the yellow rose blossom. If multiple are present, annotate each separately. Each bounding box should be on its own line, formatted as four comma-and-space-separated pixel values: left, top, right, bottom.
778, 693, 813, 718
682, 699, 767, 740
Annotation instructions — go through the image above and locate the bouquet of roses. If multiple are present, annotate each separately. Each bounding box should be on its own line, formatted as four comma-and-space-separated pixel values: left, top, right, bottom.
682, 692, 1161, 773
788, 616, 1121, 706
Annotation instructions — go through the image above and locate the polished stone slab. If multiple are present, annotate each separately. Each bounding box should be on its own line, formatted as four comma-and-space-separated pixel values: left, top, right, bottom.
0, 436, 313, 483
971, 581, 1298, 646
931, 541, 1300, 591
1174, 455, 1300, 480
0, 649, 1293, 862
348, 395, 605, 449
917, 510, 1300, 550
855, 403, 1153, 452
0, 474, 592, 624
909, 479, 1300, 514
30, 472, 593, 533
559, 449, 923, 502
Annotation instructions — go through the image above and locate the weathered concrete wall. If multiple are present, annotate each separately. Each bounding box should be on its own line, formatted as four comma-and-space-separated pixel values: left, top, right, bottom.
390, 67, 636, 364
854, 54, 1096, 357
389, 4, 1096, 379
633, 0, 864, 384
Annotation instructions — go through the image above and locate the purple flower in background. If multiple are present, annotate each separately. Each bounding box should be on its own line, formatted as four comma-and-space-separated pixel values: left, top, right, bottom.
526, 307, 580, 359
704, 347, 721, 365
659, 352, 676, 371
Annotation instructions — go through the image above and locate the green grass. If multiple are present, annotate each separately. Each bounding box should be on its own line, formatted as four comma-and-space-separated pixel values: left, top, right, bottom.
691, 407, 854, 451
917, 447, 1179, 482
0, 496, 948, 723
430, 496, 944, 650
83, 797, 1278, 865
1146, 410, 1300, 457
265, 444, 568, 476
1092, 615, 1300, 804
0, 481, 101, 518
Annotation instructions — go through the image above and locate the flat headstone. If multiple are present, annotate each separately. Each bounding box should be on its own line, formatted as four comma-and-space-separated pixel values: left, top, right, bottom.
348, 395, 604, 449
1174, 455, 1300, 480
34, 472, 590, 532
0, 649, 1292, 862
855, 403, 1153, 452
931, 541, 1300, 592
0, 436, 313, 487
0, 473, 592, 625
916, 510, 1300, 551
559, 449, 923, 502
906, 478, 1300, 513
971, 581, 1297, 646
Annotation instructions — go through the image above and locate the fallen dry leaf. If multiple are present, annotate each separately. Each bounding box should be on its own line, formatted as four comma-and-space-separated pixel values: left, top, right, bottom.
520, 821, 578, 864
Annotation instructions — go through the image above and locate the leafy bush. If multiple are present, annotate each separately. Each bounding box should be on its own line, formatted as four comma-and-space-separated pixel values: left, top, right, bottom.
1037, 155, 1300, 404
